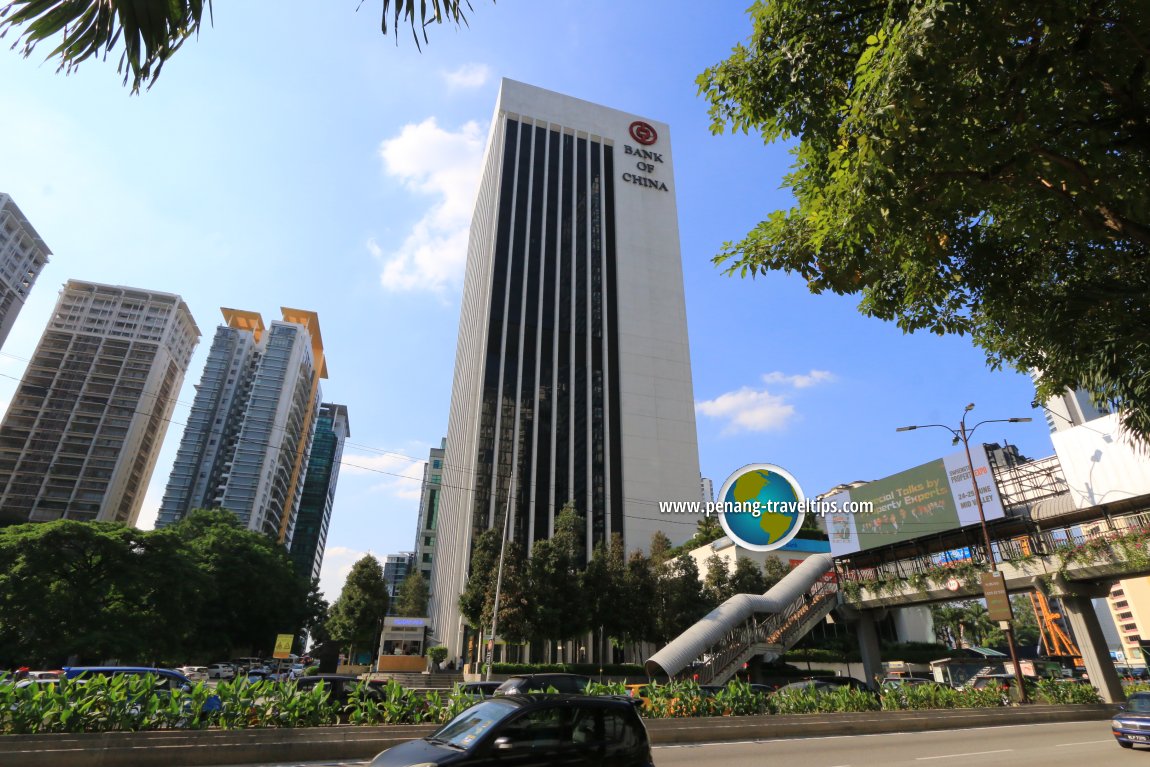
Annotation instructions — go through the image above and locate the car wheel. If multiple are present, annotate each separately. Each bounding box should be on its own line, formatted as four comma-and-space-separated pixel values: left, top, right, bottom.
1120, 741, 1134, 749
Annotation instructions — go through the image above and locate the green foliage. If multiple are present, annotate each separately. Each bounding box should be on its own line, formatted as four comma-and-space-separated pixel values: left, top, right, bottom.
0, 512, 310, 667
489, 662, 646, 676
428, 645, 449, 664
703, 554, 733, 606
654, 554, 710, 645
393, 573, 430, 618
700, 0, 1150, 442
729, 557, 769, 595
0, 1, 489, 93
327, 555, 390, 654
1032, 678, 1102, 704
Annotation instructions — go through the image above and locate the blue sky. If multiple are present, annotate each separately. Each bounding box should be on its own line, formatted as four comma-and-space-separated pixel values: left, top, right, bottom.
0, 1, 1056, 602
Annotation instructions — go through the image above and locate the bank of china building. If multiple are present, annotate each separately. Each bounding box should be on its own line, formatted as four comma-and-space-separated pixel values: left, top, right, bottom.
431, 80, 701, 657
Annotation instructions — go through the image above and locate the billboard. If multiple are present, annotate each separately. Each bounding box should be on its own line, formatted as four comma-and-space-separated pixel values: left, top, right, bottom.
826, 446, 1005, 556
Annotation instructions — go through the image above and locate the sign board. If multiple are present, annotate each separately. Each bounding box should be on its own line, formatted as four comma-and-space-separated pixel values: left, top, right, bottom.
826, 446, 1006, 556
980, 571, 1014, 622
273, 633, 294, 659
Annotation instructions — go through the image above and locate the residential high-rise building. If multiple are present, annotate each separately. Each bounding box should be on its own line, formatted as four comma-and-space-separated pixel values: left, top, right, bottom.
0, 280, 198, 525
156, 308, 327, 545
290, 403, 350, 583
412, 438, 445, 584
430, 80, 702, 655
700, 476, 714, 504
0, 195, 51, 350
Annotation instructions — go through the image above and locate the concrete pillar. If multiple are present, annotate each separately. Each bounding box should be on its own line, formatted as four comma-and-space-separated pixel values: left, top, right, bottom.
857, 610, 883, 689
1062, 593, 1126, 703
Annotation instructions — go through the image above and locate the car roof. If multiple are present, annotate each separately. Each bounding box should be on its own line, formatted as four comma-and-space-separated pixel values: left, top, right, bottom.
296, 674, 362, 681
506, 672, 588, 679
496, 693, 636, 710
63, 666, 186, 677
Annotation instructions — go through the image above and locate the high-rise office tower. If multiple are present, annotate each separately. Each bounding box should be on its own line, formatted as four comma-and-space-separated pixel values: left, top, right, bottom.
383, 552, 414, 607
156, 308, 327, 545
412, 438, 446, 584
430, 80, 702, 654
290, 402, 350, 583
0, 194, 51, 349
0, 280, 198, 525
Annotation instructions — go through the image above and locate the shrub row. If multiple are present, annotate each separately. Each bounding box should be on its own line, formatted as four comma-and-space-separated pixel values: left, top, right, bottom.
0, 675, 1104, 734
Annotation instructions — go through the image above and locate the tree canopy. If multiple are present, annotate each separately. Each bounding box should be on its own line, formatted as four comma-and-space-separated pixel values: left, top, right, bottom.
700, 0, 1150, 440
0, 510, 311, 666
0, 1, 489, 92
326, 555, 390, 656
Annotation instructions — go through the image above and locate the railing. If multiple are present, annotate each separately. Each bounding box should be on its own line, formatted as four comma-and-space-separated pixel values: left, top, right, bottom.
690, 577, 840, 685
837, 506, 1150, 592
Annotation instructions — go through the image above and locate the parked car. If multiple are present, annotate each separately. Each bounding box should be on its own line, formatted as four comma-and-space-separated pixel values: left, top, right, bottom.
176, 666, 209, 683
494, 673, 590, 696
294, 674, 383, 707
61, 667, 222, 713
370, 694, 654, 767
458, 681, 502, 698
207, 663, 234, 680
881, 676, 942, 689
1113, 692, 1150, 749
772, 676, 871, 695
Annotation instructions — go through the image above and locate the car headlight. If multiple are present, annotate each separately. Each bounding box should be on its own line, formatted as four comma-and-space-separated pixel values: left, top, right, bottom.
1112, 719, 1124, 729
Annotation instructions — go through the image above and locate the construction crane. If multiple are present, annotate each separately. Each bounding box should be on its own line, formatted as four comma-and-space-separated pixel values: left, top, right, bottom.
1016, 536, 1082, 664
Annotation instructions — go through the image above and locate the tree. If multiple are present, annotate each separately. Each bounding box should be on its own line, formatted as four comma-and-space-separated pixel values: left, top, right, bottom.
654, 553, 710, 645
649, 530, 674, 565
703, 554, 733, 606
327, 555, 390, 662
620, 550, 659, 648
393, 573, 429, 618
585, 534, 627, 659
761, 557, 790, 592
0, 0, 488, 93
169, 509, 310, 661
459, 529, 501, 630
729, 557, 768, 596
1010, 595, 1042, 650
700, 1, 1150, 441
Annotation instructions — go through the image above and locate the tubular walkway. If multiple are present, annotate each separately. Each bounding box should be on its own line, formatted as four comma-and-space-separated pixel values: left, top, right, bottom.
646, 553, 837, 685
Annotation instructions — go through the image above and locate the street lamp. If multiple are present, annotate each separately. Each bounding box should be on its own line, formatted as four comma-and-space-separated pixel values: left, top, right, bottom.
897, 404, 1033, 703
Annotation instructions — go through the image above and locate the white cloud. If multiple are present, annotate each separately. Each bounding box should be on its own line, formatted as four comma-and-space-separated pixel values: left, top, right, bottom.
696, 387, 796, 435
761, 370, 836, 389
375, 118, 486, 293
442, 63, 491, 89
341, 451, 426, 500
318, 545, 373, 602
697, 371, 836, 434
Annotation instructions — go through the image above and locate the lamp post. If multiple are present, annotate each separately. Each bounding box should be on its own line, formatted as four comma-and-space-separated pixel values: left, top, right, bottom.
897, 404, 1033, 703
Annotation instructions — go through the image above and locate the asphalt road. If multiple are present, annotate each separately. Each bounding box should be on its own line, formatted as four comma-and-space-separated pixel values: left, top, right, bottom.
219, 719, 1138, 767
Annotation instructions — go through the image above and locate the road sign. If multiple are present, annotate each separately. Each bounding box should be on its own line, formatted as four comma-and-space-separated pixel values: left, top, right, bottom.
273, 633, 294, 659
980, 571, 1014, 622
946, 577, 961, 592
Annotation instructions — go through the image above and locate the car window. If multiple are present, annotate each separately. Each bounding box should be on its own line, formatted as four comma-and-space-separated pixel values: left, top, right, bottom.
500, 705, 572, 748
603, 709, 641, 748
1129, 695, 1150, 713
433, 699, 518, 749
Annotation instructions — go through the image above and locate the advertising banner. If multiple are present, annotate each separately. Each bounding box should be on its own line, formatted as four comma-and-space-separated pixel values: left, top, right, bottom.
826, 445, 1005, 556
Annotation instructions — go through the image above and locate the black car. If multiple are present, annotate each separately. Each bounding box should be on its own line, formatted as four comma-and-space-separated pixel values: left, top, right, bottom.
459, 681, 503, 698
495, 673, 590, 696
294, 674, 383, 707
773, 676, 871, 694
370, 694, 654, 767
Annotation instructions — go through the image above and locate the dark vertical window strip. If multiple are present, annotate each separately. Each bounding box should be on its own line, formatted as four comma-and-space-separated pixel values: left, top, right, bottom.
603, 147, 623, 543
573, 136, 589, 535
500, 120, 532, 546
554, 133, 574, 517
474, 119, 519, 542
589, 142, 606, 550
518, 124, 545, 546
534, 128, 560, 542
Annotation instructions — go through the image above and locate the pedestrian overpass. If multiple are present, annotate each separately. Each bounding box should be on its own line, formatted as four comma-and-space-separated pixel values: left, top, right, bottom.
646, 485, 1150, 704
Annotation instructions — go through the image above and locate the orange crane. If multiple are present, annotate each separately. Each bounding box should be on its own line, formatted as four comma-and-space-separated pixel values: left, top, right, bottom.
1016, 536, 1081, 664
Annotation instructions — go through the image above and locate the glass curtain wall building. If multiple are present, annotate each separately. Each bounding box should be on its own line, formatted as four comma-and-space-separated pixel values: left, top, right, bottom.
430, 80, 702, 657
0, 280, 199, 525
156, 308, 327, 546
290, 402, 350, 582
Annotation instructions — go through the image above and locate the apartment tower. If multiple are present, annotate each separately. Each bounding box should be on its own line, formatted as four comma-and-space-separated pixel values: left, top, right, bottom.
0, 280, 198, 525
0, 195, 51, 350
156, 308, 327, 545
430, 80, 702, 655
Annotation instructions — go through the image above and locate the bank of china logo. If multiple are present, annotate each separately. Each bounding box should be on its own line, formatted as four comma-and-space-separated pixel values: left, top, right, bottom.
717, 463, 806, 552
629, 120, 658, 146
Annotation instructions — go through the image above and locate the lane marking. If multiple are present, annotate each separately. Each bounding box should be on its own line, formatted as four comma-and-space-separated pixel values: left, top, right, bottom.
1055, 740, 1113, 746
916, 749, 1013, 760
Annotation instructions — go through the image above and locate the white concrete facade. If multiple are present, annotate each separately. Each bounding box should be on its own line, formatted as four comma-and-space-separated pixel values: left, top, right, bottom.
430, 80, 701, 657
0, 194, 50, 351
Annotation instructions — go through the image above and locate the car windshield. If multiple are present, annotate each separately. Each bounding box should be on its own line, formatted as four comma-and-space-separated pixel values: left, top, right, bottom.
1128, 695, 1150, 713
431, 699, 518, 749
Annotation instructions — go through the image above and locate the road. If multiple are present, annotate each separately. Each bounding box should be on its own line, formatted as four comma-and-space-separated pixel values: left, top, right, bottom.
219, 719, 1137, 767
